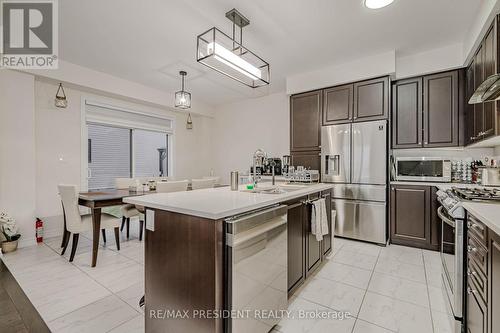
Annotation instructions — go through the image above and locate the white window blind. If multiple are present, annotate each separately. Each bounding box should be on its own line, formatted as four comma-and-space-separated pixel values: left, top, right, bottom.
88, 124, 131, 190
85, 101, 174, 133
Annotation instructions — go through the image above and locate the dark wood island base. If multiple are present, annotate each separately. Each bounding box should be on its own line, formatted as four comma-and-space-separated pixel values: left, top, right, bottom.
145, 209, 224, 333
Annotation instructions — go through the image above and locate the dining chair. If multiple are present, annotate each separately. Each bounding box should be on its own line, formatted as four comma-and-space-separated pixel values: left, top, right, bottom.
115, 178, 143, 240
156, 180, 189, 193
191, 178, 216, 190
58, 185, 121, 262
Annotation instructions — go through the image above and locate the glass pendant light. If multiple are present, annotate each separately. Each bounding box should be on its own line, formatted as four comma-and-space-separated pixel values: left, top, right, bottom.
197, 9, 270, 88
175, 71, 191, 109
186, 113, 193, 130
55, 83, 68, 108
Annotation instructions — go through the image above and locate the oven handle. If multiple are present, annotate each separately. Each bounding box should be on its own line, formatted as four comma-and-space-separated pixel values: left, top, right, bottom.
438, 206, 455, 228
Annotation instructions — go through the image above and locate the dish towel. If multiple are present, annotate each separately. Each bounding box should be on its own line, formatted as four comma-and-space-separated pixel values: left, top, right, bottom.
311, 198, 329, 241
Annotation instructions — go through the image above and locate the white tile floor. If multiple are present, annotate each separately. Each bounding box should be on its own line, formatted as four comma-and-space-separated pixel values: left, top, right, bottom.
0, 231, 457, 333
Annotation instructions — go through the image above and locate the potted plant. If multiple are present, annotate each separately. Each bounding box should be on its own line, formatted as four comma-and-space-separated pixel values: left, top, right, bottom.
0, 212, 21, 253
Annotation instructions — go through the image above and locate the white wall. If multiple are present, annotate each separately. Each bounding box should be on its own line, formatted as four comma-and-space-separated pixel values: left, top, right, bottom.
0, 70, 37, 247
0, 72, 214, 245
212, 92, 289, 184
396, 44, 464, 79
286, 51, 396, 95
24, 60, 215, 117
34, 79, 214, 238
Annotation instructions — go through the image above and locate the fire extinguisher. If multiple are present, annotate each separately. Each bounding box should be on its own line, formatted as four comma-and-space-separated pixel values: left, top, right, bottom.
35, 218, 43, 243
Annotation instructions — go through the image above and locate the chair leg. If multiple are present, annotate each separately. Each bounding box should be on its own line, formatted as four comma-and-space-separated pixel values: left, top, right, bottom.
120, 216, 126, 231
69, 234, 79, 262
139, 220, 144, 241
126, 218, 130, 239
61, 231, 71, 255
114, 227, 120, 251
101, 229, 106, 243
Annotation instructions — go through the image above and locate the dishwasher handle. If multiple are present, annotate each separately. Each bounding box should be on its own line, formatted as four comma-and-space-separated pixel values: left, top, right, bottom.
226, 214, 287, 247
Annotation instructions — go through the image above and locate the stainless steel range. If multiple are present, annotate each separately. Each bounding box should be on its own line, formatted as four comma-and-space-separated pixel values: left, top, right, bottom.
436, 188, 465, 333
453, 187, 500, 201
436, 186, 500, 333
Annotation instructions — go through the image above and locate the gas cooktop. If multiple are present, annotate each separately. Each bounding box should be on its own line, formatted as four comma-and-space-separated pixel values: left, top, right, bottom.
452, 187, 500, 202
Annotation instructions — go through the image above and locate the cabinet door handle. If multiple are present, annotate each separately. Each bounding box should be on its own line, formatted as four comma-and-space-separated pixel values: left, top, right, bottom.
467, 245, 477, 253
424, 142, 428, 145
468, 222, 481, 230
467, 269, 477, 277
467, 287, 477, 295
418, 142, 422, 145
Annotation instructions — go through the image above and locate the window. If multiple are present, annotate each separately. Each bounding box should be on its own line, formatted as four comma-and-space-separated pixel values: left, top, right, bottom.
87, 124, 169, 190
88, 124, 131, 190
133, 129, 168, 178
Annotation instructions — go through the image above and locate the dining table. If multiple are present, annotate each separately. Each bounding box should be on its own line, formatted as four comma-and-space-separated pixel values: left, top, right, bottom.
77, 189, 152, 267
76, 184, 228, 267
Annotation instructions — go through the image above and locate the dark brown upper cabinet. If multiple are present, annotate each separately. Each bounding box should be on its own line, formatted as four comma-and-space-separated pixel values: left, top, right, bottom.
322, 84, 353, 125
474, 45, 485, 141
466, 61, 476, 145
423, 71, 459, 147
483, 24, 496, 139
290, 150, 321, 171
353, 76, 389, 122
392, 77, 423, 149
392, 69, 461, 149
465, 15, 500, 146
290, 90, 322, 152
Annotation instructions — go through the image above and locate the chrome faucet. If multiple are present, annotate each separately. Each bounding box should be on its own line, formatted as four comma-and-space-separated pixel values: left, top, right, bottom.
269, 159, 277, 186
252, 149, 266, 188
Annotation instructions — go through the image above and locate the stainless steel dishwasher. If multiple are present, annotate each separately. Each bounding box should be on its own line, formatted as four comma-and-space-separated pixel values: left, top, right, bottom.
225, 204, 288, 333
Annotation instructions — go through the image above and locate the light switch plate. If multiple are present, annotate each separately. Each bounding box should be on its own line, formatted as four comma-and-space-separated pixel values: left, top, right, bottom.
146, 210, 155, 231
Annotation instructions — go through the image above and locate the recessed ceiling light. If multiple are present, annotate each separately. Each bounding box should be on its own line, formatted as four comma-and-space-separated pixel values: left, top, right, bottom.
364, 0, 394, 9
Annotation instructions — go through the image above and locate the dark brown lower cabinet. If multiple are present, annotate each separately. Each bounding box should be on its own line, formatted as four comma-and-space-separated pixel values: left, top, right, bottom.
322, 191, 332, 255
306, 192, 322, 276
287, 197, 306, 294
287, 190, 332, 296
465, 212, 500, 333
488, 231, 500, 333
390, 185, 431, 248
390, 185, 440, 250
467, 276, 488, 333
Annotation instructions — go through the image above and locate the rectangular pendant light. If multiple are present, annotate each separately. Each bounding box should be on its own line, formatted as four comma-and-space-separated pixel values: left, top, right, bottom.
197, 27, 270, 88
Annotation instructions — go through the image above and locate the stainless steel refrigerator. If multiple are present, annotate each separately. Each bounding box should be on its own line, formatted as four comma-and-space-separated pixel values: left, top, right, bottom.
321, 120, 387, 244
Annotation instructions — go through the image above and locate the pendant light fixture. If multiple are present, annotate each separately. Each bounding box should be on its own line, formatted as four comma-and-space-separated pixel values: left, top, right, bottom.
186, 113, 193, 130
175, 71, 191, 109
197, 8, 270, 88
55, 83, 68, 108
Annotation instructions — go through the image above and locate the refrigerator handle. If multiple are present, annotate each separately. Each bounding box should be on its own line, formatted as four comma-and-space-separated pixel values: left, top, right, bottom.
325, 155, 340, 176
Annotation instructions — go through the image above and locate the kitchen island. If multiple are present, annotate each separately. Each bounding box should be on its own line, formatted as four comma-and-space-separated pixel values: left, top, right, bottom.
124, 183, 333, 333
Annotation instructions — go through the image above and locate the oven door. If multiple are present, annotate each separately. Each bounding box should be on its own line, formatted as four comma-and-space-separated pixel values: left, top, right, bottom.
438, 206, 464, 319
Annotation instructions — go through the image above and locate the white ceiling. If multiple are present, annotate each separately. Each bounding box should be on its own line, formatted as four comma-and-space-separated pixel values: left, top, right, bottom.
59, 0, 481, 107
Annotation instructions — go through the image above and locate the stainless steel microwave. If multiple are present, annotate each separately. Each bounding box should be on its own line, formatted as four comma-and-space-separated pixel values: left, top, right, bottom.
394, 157, 451, 182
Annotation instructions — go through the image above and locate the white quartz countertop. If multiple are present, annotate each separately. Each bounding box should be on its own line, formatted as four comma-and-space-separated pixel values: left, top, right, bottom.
123, 183, 333, 220
462, 202, 500, 236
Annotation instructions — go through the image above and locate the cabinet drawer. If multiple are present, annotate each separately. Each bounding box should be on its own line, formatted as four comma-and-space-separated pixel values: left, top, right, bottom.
468, 258, 487, 303
467, 234, 488, 275
467, 214, 488, 247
